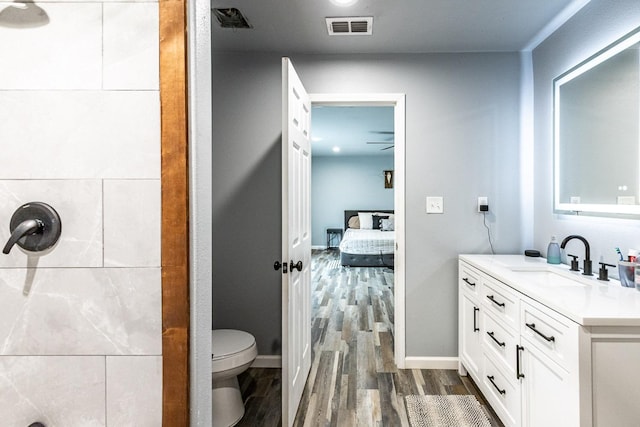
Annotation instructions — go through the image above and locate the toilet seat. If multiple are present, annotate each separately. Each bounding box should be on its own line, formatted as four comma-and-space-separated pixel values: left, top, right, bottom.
212, 329, 257, 373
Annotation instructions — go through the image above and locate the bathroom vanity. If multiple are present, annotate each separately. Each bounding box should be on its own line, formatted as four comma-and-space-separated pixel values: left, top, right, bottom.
458, 254, 640, 427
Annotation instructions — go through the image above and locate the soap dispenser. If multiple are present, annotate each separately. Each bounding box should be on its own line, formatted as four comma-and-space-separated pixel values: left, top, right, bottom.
547, 236, 561, 264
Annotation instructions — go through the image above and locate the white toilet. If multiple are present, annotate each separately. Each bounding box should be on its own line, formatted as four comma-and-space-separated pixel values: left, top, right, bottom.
212, 329, 258, 427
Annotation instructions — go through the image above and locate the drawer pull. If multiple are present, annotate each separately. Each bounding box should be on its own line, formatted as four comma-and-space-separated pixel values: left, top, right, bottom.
526, 322, 555, 342
486, 295, 505, 308
473, 307, 480, 332
516, 345, 525, 379
463, 277, 476, 287
487, 331, 505, 347
487, 375, 506, 395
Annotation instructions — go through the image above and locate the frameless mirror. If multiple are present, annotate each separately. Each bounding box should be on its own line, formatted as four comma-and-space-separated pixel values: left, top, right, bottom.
554, 27, 640, 216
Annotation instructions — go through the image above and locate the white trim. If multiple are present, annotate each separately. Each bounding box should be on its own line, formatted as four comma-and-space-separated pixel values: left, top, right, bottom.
309, 92, 406, 369
523, 0, 591, 52
187, 0, 213, 425
311, 245, 327, 250
404, 356, 459, 370
251, 355, 283, 368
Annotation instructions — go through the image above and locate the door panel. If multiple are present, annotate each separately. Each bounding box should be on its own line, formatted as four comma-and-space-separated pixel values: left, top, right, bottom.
281, 57, 312, 427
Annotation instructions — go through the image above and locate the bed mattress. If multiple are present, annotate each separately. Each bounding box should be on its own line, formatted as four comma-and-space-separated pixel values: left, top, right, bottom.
339, 228, 395, 255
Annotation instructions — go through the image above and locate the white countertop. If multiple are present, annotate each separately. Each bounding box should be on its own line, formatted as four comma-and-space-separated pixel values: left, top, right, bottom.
460, 254, 640, 327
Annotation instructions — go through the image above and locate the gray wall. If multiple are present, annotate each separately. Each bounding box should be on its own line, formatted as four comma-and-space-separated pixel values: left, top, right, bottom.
212, 52, 524, 357
532, 0, 640, 270
312, 155, 394, 247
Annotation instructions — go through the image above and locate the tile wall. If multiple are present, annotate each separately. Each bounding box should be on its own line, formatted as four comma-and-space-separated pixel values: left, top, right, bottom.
0, 0, 161, 425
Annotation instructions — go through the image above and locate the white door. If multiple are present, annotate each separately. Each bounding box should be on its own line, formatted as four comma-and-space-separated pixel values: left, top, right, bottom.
281, 57, 312, 427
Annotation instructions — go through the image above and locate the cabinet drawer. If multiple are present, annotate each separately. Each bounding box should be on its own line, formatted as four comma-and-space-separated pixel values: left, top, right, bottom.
482, 355, 520, 427
520, 299, 578, 371
459, 262, 481, 297
482, 310, 519, 379
482, 277, 519, 332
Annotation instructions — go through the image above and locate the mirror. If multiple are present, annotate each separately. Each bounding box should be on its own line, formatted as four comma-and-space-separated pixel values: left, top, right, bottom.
554, 27, 640, 216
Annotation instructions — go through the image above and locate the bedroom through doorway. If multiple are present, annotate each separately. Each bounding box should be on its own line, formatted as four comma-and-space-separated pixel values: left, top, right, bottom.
308, 94, 406, 372
290, 98, 405, 418
306, 95, 406, 382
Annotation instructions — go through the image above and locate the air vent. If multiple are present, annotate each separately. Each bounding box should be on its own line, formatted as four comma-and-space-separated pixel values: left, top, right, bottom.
213, 8, 252, 29
326, 17, 373, 36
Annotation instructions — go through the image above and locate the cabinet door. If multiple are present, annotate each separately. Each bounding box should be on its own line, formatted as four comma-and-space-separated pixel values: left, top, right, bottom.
520, 340, 578, 427
460, 292, 482, 379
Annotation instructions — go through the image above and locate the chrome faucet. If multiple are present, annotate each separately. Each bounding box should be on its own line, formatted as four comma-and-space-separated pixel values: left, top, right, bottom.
560, 235, 592, 276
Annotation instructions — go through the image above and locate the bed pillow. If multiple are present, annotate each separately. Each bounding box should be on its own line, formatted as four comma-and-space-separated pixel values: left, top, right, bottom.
358, 212, 373, 229
380, 218, 395, 231
347, 215, 360, 229
375, 212, 394, 220
372, 215, 390, 229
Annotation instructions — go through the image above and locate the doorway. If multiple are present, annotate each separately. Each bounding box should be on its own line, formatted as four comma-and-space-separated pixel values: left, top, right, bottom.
309, 93, 406, 368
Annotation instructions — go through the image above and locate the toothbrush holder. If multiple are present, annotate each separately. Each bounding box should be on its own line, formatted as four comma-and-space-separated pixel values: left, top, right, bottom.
618, 261, 636, 288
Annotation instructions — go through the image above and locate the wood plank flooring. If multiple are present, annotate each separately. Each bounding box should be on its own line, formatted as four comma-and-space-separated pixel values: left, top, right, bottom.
236, 250, 503, 426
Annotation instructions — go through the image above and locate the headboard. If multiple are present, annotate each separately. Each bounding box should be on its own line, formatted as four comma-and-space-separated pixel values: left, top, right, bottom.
344, 209, 394, 230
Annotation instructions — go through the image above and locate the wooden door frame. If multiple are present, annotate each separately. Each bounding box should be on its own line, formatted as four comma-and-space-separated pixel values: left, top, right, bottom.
160, 0, 190, 424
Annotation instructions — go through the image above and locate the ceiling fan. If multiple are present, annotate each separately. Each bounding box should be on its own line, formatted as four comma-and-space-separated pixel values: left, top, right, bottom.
366, 130, 394, 150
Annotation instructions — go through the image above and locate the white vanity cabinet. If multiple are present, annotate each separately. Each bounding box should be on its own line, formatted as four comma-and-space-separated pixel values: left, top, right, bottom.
458, 259, 582, 427
459, 254, 640, 427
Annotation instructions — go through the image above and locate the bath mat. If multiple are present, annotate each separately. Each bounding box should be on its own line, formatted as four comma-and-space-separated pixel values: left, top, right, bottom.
405, 395, 491, 427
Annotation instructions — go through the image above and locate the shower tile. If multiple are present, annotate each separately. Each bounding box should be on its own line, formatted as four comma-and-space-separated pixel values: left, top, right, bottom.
0, 180, 103, 268
0, 356, 105, 425
0, 3, 102, 90
103, 3, 159, 90
0, 268, 161, 355
0, 91, 160, 179
106, 356, 162, 426
104, 180, 161, 267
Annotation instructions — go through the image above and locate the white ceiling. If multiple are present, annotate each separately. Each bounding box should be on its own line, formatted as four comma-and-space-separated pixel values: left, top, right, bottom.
312, 106, 394, 157
211, 0, 586, 54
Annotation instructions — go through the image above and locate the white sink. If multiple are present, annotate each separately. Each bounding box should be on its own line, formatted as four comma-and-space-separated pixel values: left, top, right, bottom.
508, 266, 596, 288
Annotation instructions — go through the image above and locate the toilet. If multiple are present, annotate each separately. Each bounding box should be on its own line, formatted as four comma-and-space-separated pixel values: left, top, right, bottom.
212, 329, 258, 427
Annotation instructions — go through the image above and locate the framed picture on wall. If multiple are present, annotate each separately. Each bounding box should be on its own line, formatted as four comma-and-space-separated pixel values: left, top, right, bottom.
384, 170, 393, 188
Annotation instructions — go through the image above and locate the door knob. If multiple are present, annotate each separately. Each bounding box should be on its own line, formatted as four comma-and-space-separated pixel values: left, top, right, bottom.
3, 202, 62, 254
290, 260, 303, 272
274, 261, 288, 273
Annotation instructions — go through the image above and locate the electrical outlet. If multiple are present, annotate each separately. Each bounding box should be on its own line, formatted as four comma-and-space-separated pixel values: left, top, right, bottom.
477, 196, 488, 212
426, 196, 444, 214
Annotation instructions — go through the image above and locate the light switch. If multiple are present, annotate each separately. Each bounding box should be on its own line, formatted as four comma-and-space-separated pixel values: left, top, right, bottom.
426, 196, 444, 214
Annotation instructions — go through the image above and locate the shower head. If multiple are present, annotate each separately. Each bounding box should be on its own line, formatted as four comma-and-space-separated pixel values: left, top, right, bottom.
0, 1, 50, 29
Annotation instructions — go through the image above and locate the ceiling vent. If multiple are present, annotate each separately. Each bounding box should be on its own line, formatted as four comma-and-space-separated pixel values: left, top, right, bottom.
213, 8, 252, 29
326, 17, 373, 36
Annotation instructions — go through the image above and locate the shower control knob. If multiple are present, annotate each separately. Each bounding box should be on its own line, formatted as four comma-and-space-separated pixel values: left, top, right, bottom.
3, 202, 62, 254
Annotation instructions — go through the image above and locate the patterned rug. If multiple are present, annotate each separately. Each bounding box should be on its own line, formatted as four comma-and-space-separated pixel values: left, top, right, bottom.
405, 395, 492, 427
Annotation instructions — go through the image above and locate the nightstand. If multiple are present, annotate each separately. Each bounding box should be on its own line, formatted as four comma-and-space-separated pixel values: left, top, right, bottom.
326, 228, 343, 250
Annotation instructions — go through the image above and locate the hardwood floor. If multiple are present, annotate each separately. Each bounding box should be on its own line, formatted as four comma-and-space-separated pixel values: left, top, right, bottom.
237, 250, 503, 426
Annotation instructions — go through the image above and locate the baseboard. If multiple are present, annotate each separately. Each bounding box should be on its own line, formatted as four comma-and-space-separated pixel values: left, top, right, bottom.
251, 355, 282, 368
311, 245, 327, 250
403, 356, 459, 370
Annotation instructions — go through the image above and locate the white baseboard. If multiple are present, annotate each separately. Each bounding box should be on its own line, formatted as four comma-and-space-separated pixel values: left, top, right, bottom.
311, 245, 326, 250
251, 355, 282, 368
403, 356, 459, 370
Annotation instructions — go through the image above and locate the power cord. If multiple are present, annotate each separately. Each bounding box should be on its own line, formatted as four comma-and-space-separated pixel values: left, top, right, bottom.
482, 212, 495, 255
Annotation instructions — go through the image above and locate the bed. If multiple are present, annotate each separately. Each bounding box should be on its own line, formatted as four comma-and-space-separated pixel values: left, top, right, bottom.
339, 209, 395, 268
